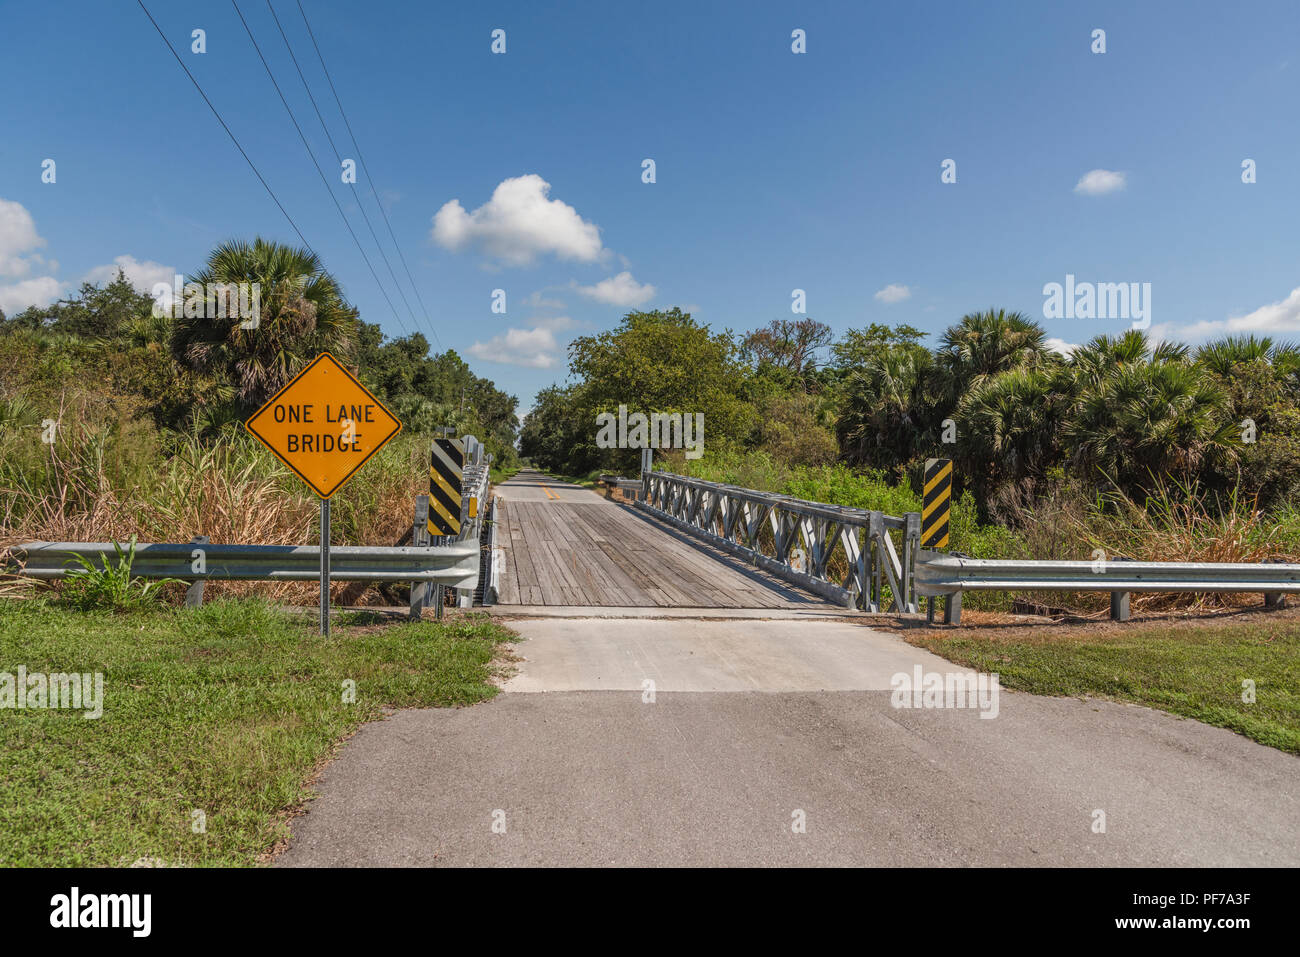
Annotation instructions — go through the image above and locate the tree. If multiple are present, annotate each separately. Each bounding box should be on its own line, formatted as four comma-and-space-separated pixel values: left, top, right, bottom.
170, 238, 359, 410
742, 318, 833, 391
954, 365, 1074, 504
1194, 335, 1300, 507
519, 384, 589, 471
352, 323, 520, 462
567, 308, 755, 472
934, 309, 1051, 412
836, 345, 934, 474
830, 323, 926, 372
1065, 359, 1235, 493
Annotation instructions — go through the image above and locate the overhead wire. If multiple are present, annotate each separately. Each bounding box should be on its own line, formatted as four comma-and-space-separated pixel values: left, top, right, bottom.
230, 0, 410, 334
295, 0, 442, 347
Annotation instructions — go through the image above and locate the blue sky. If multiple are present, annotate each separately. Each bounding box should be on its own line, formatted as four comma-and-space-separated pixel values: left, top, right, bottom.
3, 0, 1299, 413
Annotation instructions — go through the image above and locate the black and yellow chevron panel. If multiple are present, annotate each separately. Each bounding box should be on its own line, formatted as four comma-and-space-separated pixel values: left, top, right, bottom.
921, 457, 951, 548
428, 438, 464, 537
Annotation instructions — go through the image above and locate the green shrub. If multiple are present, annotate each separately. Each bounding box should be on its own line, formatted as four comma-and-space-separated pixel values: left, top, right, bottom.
59, 538, 180, 612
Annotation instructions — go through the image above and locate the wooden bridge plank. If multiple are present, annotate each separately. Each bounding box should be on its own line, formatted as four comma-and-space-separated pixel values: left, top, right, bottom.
492, 487, 832, 609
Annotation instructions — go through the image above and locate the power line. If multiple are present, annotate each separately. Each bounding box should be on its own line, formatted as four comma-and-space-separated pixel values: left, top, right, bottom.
295, 0, 441, 348
263, 0, 428, 341
229, 0, 411, 335
134, 0, 314, 251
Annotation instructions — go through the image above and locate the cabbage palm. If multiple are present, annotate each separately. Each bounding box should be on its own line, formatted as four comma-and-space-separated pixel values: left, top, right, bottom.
1195, 335, 1282, 376
170, 238, 359, 409
1070, 330, 1186, 388
1065, 360, 1235, 491
935, 309, 1052, 409
836, 346, 933, 471
955, 365, 1074, 491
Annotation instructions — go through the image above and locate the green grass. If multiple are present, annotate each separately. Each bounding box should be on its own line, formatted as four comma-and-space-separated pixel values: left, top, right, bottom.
0, 598, 517, 866
909, 617, 1300, 753
547, 470, 601, 488
490, 464, 523, 484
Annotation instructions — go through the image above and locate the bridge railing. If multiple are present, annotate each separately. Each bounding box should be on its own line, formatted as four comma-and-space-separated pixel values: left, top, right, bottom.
637, 471, 921, 613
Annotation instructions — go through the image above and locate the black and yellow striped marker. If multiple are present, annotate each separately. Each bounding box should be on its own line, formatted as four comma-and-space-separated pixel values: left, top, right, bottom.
428, 438, 464, 536
922, 458, 951, 548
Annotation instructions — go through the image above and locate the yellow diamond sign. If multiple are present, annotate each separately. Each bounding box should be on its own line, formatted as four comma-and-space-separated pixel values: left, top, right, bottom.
244, 352, 402, 499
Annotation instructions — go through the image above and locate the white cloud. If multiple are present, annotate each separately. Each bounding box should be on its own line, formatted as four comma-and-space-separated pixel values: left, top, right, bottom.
1044, 337, 1079, 357
0, 197, 49, 278
1074, 169, 1126, 195
523, 290, 566, 310
574, 271, 656, 307
530, 315, 579, 332
873, 283, 911, 304
0, 276, 62, 314
83, 255, 175, 295
432, 174, 603, 266
1151, 286, 1300, 344
466, 326, 560, 368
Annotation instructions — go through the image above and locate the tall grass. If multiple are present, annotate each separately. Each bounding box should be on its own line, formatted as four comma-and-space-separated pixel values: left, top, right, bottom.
0, 416, 432, 604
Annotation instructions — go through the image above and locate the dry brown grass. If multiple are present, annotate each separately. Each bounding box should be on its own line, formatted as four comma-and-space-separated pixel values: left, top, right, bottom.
0, 430, 427, 605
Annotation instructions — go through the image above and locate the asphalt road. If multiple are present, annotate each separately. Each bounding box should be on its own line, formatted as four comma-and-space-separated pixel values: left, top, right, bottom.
494, 468, 604, 504
278, 618, 1300, 867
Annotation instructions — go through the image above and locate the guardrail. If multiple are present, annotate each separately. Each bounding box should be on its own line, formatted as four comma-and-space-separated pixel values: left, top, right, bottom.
10, 540, 481, 608
915, 550, 1300, 623
598, 475, 643, 501
482, 495, 502, 604
454, 438, 492, 608
638, 470, 921, 612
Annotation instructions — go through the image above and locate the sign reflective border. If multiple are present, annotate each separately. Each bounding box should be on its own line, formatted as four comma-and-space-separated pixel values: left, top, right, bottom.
244, 352, 402, 499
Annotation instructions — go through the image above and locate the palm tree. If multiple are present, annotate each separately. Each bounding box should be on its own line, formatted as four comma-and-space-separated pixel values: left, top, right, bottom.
1070, 330, 1186, 388
955, 364, 1074, 493
836, 346, 933, 472
1065, 360, 1235, 492
1194, 334, 1286, 377
934, 309, 1052, 410
170, 238, 358, 410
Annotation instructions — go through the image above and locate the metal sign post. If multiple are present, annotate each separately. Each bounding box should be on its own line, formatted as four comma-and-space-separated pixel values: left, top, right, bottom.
242, 352, 403, 638
320, 497, 331, 636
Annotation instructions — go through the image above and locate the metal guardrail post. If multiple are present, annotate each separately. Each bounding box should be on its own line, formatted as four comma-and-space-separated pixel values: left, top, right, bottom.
1110, 591, 1130, 622
944, 592, 962, 625
186, 535, 209, 608
641, 448, 653, 500
410, 495, 429, 620
1264, 557, 1286, 609
1110, 555, 1132, 621
903, 512, 920, 613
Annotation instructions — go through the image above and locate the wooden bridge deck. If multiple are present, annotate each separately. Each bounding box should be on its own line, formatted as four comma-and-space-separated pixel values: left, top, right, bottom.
495, 495, 829, 609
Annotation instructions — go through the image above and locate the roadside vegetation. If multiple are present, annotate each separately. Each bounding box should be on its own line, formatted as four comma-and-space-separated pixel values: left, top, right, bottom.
0, 598, 517, 866
0, 239, 520, 603
905, 611, 1300, 753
